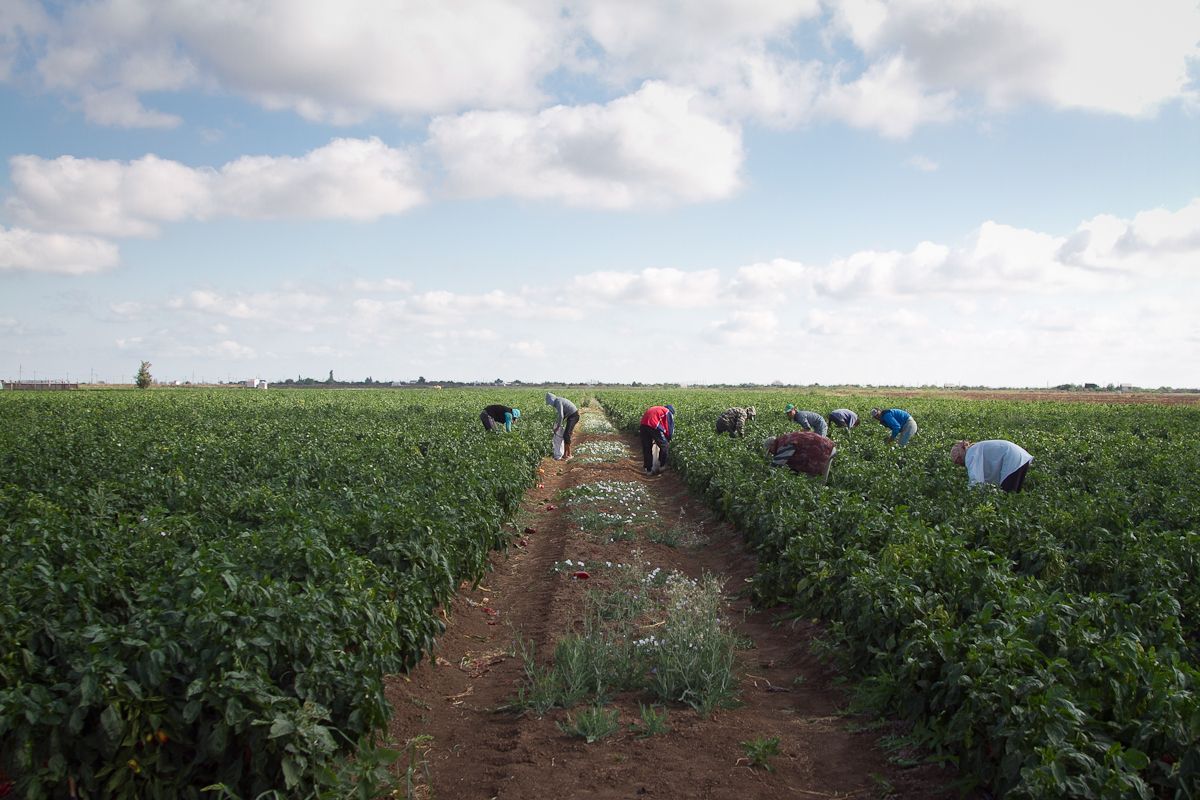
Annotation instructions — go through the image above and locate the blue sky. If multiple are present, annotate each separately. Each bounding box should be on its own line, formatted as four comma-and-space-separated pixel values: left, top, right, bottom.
1, 0, 1198, 387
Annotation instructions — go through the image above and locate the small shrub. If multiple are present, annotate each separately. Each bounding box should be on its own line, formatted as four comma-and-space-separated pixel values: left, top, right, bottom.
557, 706, 621, 743
739, 736, 781, 771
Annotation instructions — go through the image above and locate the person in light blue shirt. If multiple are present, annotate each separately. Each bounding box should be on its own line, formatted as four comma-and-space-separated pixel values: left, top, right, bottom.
951, 440, 1032, 492
870, 407, 917, 446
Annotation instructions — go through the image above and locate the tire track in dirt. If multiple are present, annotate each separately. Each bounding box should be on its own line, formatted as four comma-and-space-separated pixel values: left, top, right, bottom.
386, 403, 977, 799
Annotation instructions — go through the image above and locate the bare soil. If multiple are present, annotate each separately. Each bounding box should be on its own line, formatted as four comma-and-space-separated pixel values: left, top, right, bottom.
385, 404, 978, 800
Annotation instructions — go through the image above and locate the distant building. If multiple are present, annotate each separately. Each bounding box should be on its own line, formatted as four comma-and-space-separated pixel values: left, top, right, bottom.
244, 378, 268, 389
2, 380, 79, 391
1118, 383, 1133, 392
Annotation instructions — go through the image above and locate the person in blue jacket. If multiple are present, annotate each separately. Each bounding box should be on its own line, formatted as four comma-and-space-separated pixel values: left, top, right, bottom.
870, 407, 917, 446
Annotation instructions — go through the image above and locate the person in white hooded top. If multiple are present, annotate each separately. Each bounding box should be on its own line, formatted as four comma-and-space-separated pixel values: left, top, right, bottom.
950, 440, 1033, 492
545, 393, 580, 459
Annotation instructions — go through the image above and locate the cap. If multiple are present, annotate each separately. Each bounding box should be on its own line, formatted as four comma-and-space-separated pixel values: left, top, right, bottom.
785, 404, 795, 412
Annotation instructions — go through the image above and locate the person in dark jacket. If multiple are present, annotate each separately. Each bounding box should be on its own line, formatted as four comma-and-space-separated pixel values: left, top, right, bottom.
827, 408, 858, 432
764, 431, 837, 485
639, 404, 675, 475
480, 404, 521, 432
545, 393, 580, 458
716, 406, 756, 438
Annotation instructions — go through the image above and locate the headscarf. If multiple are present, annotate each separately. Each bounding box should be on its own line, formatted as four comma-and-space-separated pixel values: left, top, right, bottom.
745, 406, 757, 419
762, 436, 776, 453
665, 404, 675, 414
870, 407, 882, 419
511, 408, 521, 419
950, 440, 970, 465
545, 392, 556, 405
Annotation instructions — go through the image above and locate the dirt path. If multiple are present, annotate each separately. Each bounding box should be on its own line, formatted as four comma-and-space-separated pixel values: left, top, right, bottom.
385, 403, 973, 799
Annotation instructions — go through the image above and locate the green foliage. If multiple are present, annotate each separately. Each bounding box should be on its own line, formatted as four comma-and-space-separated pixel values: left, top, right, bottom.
598, 389, 1200, 799
739, 736, 781, 771
556, 706, 620, 744
0, 388, 553, 797
511, 558, 740, 717
135, 361, 152, 389
629, 703, 670, 738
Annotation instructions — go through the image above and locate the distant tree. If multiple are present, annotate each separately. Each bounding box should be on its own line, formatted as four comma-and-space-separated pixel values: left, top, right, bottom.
364, 376, 373, 384
493, 378, 503, 385
417, 376, 426, 384
135, 361, 153, 389
327, 370, 334, 384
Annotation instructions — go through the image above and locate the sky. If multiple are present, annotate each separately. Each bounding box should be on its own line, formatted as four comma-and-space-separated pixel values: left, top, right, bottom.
1, 0, 1198, 388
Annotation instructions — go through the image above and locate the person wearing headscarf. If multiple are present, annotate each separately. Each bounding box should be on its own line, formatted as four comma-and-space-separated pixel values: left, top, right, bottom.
786, 404, 829, 437
870, 407, 917, 446
545, 392, 580, 459
764, 431, 837, 485
639, 404, 675, 475
716, 406, 756, 438
480, 404, 521, 432
951, 440, 1033, 492
827, 408, 858, 431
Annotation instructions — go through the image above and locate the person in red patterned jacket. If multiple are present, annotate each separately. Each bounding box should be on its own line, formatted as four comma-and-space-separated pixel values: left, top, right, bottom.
639, 404, 675, 475
764, 431, 837, 485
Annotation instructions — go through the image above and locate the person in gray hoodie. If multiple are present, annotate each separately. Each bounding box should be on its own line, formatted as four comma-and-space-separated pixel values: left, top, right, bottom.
546, 392, 581, 459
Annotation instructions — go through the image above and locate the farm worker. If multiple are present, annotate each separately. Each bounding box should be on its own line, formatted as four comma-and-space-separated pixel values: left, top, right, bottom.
764, 432, 837, 485
545, 393, 580, 459
828, 408, 859, 431
480, 404, 521, 432
870, 407, 917, 446
639, 404, 675, 475
951, 440, 1033, 493
716, 406, 756, 438
785, 405, 829, 437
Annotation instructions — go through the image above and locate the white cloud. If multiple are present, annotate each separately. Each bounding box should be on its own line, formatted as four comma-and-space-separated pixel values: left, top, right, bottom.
214, 138, 426, 221
429, 82, 744, 208
572, 267, 722, 308
0, 0, 50, 82
115, 336, 143, 350
815, 55, 958, 138
707, 309, 779, 344
79, 88, 181, 129
828, 0, 1200, 116
17, 0, 566, 127
1059, 199, 1200, 272
7, 138, 425, 236
0, 226, 120, 274
348, 278, 414, 293
729, 210, 1180, 304
574, 0, 821, 77
512, 340, 547, 358
179, 339, 257, 360
906, 155, 938, 172
170, 289, 331, 322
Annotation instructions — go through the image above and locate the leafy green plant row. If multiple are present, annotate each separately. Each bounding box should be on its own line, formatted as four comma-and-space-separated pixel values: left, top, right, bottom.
0, 388, 557, 799
598, 389, 1200, 799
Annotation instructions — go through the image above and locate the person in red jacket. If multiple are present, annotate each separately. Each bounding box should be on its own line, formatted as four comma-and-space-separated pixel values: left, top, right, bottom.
764, 431, 837, 485
639, 404, 675, 475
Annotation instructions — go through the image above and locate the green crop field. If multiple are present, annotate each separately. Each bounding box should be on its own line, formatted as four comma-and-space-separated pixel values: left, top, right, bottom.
599, 389, 1200, 799
0, 388, 554, 798
3, 386, 1199, 799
